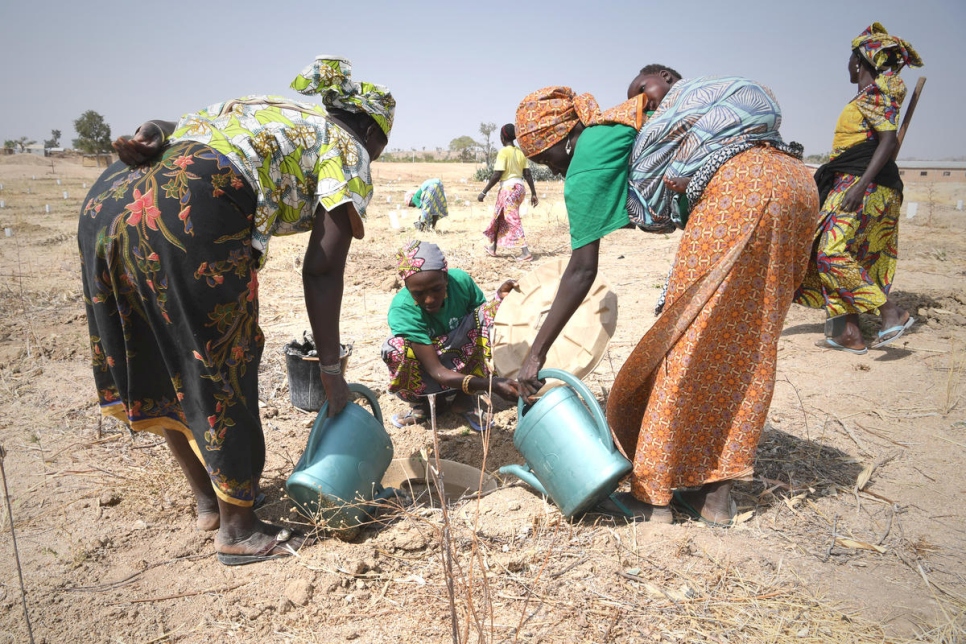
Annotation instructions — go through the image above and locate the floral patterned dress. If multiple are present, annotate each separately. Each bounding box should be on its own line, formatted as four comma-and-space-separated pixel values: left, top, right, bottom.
78, 97, 373, 507
793, 73, 906, 317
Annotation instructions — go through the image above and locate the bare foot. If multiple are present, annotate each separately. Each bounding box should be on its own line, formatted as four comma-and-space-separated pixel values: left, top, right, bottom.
196, 510, 220, 531
195, 495, 220, 531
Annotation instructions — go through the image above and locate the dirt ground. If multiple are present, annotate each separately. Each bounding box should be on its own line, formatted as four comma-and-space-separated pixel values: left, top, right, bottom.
0, 156, 964, 643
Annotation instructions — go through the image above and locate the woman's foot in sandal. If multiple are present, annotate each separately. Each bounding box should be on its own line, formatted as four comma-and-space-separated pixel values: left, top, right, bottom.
216, 524, 309, 566
483, 245, 497, 258
391, 406, 428, 428
598, 492, 673, 524
517, 253, 533, 262
671, 481, 736, 527
215, 504, 312, 566
462, 409, 493, 432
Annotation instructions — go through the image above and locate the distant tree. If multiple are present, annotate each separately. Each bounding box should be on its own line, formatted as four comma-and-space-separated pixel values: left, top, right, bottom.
449, 135, 479, 162
478, 122, 497, 165
3, 140, 14, 151
12, 136, 37, 153
73, 110, 112, 153
44, 129, 62, 149
804, 153, 829, 164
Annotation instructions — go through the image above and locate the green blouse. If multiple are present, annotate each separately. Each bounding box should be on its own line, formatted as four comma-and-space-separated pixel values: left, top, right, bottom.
387, 269, 486, 345
563, 124, 637, 249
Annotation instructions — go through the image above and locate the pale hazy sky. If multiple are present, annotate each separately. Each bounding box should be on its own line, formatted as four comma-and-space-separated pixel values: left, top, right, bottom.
1, 0, 961, 159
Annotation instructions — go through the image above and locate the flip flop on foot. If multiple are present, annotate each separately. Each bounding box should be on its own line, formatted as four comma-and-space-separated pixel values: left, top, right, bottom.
595, 492, 673, 524
816, 337, 868, 355
462, 410, 493, 433
391, 408, 427, 428
870, 316, 915, 349
482, 246, 497, 258
516, 254, 533, 262
671, 489, 737, 528
216, 528, 304, 566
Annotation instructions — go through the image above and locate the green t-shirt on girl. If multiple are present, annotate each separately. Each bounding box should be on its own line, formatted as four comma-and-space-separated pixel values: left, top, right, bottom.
387, 269, 486, 345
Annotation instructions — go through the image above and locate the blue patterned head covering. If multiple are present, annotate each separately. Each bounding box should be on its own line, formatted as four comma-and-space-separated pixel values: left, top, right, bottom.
291, 56, 395, 137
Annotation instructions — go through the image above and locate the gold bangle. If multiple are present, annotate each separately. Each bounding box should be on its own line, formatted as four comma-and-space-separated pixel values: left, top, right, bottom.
461, 374, 473, 395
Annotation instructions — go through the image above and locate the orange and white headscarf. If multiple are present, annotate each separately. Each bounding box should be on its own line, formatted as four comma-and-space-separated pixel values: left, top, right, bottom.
852, 22, 922, 73
514, 87, 644, 157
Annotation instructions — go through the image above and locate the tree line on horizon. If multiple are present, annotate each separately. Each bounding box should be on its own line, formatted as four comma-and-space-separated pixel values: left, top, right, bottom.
4, 110, 112, 155
6, 112, 956, 164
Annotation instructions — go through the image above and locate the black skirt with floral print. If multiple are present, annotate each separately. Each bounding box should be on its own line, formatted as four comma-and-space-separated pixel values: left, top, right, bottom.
78, 142, 266, 506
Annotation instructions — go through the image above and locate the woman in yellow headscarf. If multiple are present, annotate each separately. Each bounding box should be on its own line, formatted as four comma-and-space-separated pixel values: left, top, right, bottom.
79, 56, 394, 564
794, 23, 923, 354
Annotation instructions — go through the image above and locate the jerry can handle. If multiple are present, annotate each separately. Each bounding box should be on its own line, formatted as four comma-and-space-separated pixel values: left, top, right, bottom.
517, 368, 614, 452
318, 382, 384, 426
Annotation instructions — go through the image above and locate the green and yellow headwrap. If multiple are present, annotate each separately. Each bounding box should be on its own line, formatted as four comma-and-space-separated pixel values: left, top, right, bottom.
291, 56, 395, 137
852, 22, 923, 73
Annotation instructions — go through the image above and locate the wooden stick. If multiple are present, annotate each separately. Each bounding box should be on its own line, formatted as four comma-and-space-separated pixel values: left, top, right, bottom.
0, 445, 36, 643
892, 76, 927, 161
118, 581, 248, 604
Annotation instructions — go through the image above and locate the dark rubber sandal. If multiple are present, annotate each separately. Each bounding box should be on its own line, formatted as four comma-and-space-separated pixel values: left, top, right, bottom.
671, 489, 737, 528
216, 528, 300, 566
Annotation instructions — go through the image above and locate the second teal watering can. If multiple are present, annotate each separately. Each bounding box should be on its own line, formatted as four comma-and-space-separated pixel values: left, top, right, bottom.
499, 369, 631, 519
286, 384, 394, 533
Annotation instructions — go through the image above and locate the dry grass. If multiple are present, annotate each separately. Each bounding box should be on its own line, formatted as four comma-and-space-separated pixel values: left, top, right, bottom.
2, 158, 965, 642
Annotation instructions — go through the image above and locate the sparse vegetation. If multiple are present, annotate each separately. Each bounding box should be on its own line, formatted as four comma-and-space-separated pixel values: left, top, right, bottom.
72, 110, 112, 154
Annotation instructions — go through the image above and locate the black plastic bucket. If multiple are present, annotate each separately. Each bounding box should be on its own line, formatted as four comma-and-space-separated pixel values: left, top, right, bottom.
284, 337, 351, 411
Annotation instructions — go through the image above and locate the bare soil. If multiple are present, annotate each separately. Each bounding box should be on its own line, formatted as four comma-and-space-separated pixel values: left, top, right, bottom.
0, 157, 964, 643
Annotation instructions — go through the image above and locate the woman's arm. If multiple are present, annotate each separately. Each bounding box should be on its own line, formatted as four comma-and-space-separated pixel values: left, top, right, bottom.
841, 130, 898, 212
478, 170, 502, 201
410, 343, 520, 401
302, 202, 355, 415
517, 240, 600, 396
523, 168, 539, 206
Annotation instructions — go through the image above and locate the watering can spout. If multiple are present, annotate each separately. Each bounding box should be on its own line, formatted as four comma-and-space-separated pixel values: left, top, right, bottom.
499, 464, 548, 496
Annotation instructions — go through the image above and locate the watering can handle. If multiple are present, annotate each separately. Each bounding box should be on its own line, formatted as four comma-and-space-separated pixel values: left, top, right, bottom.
517, 368, 614, 453
318, 382, 384, 426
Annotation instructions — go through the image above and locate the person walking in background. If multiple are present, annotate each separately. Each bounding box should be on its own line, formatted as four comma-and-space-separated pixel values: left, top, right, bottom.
79, 56, 394, 565
513, 75, 817, 527
478, 124, 538, 261
794, 23, 922, 354
382, 241, 520, 431
405, 178, 449, 231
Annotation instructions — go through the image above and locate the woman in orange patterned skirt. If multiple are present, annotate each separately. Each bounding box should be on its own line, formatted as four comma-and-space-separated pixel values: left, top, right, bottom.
514, 73, 817, 526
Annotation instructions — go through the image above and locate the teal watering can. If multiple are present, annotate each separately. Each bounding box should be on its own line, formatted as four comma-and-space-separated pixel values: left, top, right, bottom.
499, 369, 631, 519
286, 383, 395, 533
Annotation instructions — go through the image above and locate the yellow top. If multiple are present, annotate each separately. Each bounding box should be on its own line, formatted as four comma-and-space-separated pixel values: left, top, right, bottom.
494, 145, 529, 182
830, 73, 905, 159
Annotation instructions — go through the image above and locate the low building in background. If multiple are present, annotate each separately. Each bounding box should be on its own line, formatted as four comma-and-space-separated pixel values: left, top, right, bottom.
898, 161, 966, 183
